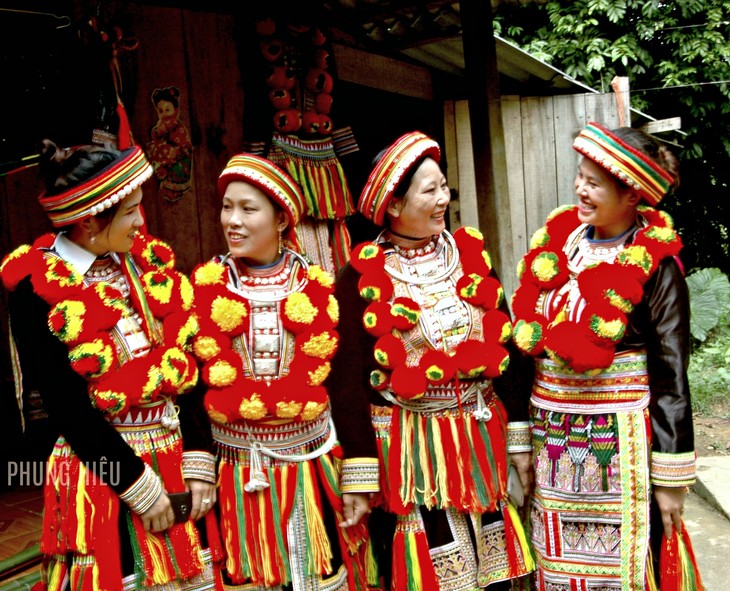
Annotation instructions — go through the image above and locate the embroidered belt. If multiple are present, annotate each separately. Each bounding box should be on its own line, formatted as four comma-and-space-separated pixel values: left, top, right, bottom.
212, 410, 336, 463
532, 349, 650, 414
379, 380, 495, 417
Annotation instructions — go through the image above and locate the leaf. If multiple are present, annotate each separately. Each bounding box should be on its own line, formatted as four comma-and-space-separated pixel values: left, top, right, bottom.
686, 268, 730, 341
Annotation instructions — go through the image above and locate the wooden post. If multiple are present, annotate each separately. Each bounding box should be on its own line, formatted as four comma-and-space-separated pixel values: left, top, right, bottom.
460, 0, 514, 287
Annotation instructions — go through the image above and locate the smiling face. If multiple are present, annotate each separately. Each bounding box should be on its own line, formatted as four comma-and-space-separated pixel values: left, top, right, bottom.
90, 187, 144, 254
386, 157, 450, 239
220, 181, 287, 266
574, 157, 639, 240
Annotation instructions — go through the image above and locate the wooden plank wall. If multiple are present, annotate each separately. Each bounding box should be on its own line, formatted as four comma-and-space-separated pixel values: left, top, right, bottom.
444, 93, 619, 298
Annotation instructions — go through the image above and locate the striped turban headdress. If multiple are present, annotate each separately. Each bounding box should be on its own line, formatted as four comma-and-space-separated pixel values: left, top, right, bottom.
217, 153, 306, 242
38, 146, 153, 227
358, 131, 441, 226
573, 122, 675, 206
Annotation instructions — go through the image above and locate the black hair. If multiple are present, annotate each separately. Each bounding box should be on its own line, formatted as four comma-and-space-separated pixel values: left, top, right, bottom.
152, 86, 181, 109
38, 139, 123, 226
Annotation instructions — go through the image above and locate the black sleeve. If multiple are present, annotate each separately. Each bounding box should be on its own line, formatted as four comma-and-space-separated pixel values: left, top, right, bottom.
177, 377, 215, 453
490, 268, 533, 423
326, 263, 379, 460
641, 258, 694, 454
9, 278, 145, 494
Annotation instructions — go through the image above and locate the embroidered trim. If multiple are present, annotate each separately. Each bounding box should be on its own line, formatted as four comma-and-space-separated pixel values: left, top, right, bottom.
651, 451, 696, 487
119, 463, 163, 514
182, 451, 216, 483
340, 457, 380, 494
506, 421, 532, 453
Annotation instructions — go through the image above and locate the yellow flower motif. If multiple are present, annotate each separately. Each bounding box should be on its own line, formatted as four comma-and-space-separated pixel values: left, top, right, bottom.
50, 300, 86, 342
211, 296, 247, 332
70, 339, 114, 377
93, 389, 127, 414
285, 292, 318, 325
94, 283, 125, 313
498, 320, 512, 342
516, 258, 526, 279
546, 204, 573, 222
513, 321, 540, 352
498, 354, 510, 374
179, 274, 194, 311
194, 335, 222, 360
175, 314, 200, 350
240, 393, 267, 421
307, 362, 331, 386
532, 252, 560, 282
645, 225, 676, 244
144, 272, 173, 304
369, 369, 388, 388
590, 316, 626, 342
301, 401, 327, 421
364, 311, 378, 329
142, 365, 163, 402
425, 365, 445, 381
308, 265, 334, 288
207, 407, 228, 424
605, 289, 633, 313
327, 294, 339, 323
481, 250, 492, 272
209, 358, 238, 387
358, 244, 380, 261
618, 245, 653, 275
160, 347, 189, 388
276, 401, 303, 419
46, 258, 83, 288
459, 274, 482, 299
301, 332, 338, 359
193, 261, 227, 286
529, 227, 550, 250
0, 244, 31, 274
463, 364, 487, 378
465, 227, 484, 241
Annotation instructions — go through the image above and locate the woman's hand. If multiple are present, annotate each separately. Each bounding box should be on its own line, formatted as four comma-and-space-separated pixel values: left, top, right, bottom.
509, 451, 534, 498
654, 485, 687, 538
187, 479, 217, 521
141, 492, 175, 532
339, 493, 371, 528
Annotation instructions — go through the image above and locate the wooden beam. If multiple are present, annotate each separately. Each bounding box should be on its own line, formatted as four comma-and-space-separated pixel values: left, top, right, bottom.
460, 0, 514, 280
332, 43, 433, 100
641, 117, 682, 133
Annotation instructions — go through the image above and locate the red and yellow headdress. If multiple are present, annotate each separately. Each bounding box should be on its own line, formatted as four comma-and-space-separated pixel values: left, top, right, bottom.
573, 122, 674, 206
38, 146, 153, 227
217, 153, 306, 239
358, 131, 440, 226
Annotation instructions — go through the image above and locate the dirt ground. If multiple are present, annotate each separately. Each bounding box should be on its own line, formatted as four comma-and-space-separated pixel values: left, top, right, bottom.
694, 413, 730, 456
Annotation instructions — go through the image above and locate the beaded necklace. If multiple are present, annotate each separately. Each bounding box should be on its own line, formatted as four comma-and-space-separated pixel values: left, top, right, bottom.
350, 227, 513, 400
511, 204, 682, 373
0, 232, 199, 416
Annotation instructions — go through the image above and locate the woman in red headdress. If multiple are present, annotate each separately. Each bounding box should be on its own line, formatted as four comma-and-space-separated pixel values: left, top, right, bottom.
511, 123, 701, 590
329, 131, 535, 590
189, 153, 376, 590
0, 140, 222, 591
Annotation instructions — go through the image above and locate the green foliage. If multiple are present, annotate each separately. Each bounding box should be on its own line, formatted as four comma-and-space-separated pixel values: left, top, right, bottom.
688, 313, 730, 415
493, 0, 730, 275
686, 267, 730, 342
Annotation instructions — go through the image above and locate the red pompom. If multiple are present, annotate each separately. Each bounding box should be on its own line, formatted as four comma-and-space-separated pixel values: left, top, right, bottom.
390, 364, 428, 399
420, 349, 456, 386
373, 334, 407, 369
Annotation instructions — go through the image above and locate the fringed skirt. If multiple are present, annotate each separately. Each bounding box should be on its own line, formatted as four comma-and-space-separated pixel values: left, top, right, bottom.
211, 411, 371, 590
370, 382, 534, 590
529, 351, 654, 591
41, 402, 222, 591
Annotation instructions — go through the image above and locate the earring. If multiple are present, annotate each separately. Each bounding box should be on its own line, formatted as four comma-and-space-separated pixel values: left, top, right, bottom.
90, 234, 96, 245
277, 229, 283, 255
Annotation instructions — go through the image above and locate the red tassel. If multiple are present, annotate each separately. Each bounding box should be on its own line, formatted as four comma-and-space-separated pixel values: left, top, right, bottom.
660, 529, 680, 591
390, 531, 407, 591
116, 101, 133, 149
386, 406, 409, 514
